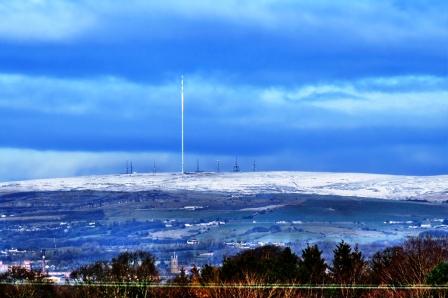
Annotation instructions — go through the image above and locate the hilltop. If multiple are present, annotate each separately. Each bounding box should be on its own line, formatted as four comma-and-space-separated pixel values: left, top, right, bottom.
1, 171, 447, 202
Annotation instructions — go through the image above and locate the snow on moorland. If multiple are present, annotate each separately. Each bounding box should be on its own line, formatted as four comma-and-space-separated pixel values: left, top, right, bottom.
0, 171, 447, 202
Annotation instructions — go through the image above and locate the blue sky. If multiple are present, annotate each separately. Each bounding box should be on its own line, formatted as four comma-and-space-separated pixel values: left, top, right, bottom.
0, 0, 447, 181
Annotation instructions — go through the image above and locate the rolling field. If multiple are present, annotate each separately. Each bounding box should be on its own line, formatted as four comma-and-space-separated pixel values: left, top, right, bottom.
1, 187, 447, 274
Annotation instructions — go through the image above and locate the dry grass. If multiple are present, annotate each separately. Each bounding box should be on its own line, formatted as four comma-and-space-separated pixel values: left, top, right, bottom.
2, 282, 447, 298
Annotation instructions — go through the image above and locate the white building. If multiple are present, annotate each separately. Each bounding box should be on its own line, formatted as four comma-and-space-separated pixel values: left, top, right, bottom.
187, 239, 199, 245
170, 253, 180, 274
0, 261, 8, 273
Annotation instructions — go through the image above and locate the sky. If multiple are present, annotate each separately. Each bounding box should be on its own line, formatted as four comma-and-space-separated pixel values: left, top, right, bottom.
0, 0, 447, 181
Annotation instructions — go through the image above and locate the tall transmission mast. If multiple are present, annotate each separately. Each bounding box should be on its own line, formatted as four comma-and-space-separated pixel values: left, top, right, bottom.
181, 75, 185, 174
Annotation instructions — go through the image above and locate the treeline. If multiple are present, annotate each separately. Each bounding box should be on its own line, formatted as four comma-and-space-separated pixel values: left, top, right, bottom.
0, 237, 447, 297
217, 237, 447, 286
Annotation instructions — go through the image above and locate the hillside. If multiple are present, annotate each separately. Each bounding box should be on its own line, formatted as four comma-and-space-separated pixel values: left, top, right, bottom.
1, 171, 447, 202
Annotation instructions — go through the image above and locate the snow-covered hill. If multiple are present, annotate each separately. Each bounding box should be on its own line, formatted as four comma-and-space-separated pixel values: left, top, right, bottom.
1, 171, 447, 202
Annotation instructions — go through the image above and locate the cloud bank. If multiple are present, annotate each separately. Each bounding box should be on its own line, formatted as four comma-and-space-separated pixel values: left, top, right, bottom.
0, 0, 447, 180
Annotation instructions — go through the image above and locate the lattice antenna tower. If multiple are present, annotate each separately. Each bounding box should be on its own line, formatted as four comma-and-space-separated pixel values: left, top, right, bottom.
233, 156, 240, 172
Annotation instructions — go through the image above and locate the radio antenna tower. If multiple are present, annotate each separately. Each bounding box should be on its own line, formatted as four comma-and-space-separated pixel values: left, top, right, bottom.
181, 75, 185, 174
233, 156, 240, 172
253, 160, 256, 172
153, 160, 156, 175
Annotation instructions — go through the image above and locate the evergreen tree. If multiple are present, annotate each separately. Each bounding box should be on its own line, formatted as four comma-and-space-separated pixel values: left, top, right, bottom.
330, 241, 367, 284
297, 244, 327, 284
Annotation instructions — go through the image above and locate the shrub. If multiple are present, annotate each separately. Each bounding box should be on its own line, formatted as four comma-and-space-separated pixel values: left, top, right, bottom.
427, 262, 448, 285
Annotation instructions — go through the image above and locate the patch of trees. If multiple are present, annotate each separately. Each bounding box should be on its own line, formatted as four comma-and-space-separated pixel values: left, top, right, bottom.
163, 238, 447, 297
165, 238, 448, 297
0, 266, 54, 298
369, 237, 448, 285
172, 238, 447, 287
220, 245, 300, 283
67, 251, 159, 298
70, 250, 158, 284
0, 266, 48, 283
1, 237, 447, 297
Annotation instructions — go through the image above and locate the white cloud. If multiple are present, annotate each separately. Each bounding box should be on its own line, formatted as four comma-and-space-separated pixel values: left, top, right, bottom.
259, 76, 448, 125
0, 0, 96, 41
0, 147, 176, 181
0, 73, 173, 117
0, 1, 445, 43
0, 73, 447, 130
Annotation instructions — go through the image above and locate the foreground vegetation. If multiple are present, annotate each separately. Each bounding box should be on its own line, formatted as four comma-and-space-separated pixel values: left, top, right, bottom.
0, 237, 447, 297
